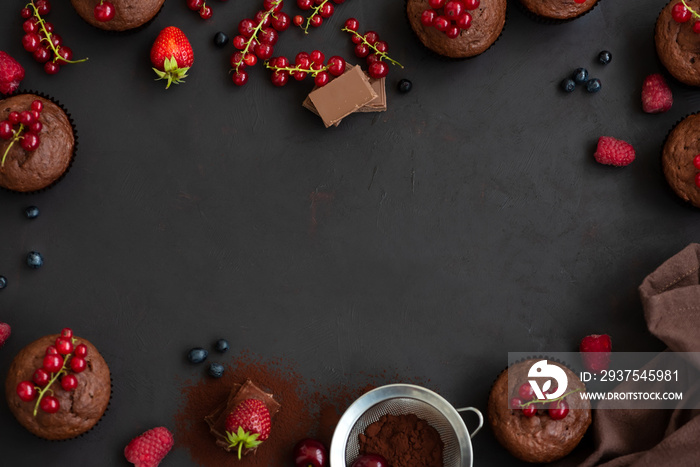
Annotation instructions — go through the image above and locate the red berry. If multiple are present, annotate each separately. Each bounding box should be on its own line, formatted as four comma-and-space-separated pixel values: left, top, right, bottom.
374, 40, 388, 53
509, 397, 523, 409
232, 70, 248, 86
463, 0, 480, 9
693, 20, 700, 33
327, 56, 345, 76
274, 56, 289, 68
428, 0, 446, 8
187, 0, 203, 10
124, 427, 174, 467
200, 4, 213, 19
259, 27, 279, 45
36, 0, 51, 15
43, 22, 54, 33
44, 61, 60, 75
233, 35, 246, 49
16, 381, 36, 402
31, 100, 43, 113
368, 60, 388, 79
33, 47, 51, 64
264, 0, 283, 12
8, 112, 20, 125
43, 354, 63, 373
314, 71, 330, 87
23, 19, 38, 34
420, 9, 436, 26
364, 31, 379, 45
255, 10, 272, 27
351, 33, 363, 44
271, 70, 289, 87
693, 154, 700, 170
295, 52, 310, 65
445, 26, 460, 38
293, 438, 328, 467
30, 121, 43, 134
518, 383, 535, 401
297, 0, 313, 10
271, 12, 291, 31
521, 404, 537, 417
50, 34, 62, 49
695, 173, 700, 188
310, 14, 322, 27
243, 53, 257, 66
309, 50, 324, 64
74, 343, 88, 358
433, 16, 450, 32
61, 374, 79, 391
239, 19, 256, 37
444, 1, 463, 18
20, 132, 40, 151
231, 52, 245, 67
594, 137, 635, 167
70, 356, 87, 373
293, 15, 304, 26
56, 46, 73, 65
40, 395, 60, 413
354, 43, 370, 58
642, 73, 673, 114
293, 70, 307, 81
55, 338, 73, 355
344, 18, 359, 31
0, 121, 12, 139
456, 12, 472, 29
255, 43, 274, 60
672, 2, 692, 22
45, 345, 58, 355
21, 7, 32, 18
319, 2, 334, 18
33, 368, 50, 387
366, 53, 380, 65
94, 1, 116, 22
22, 33, 41, 53
548, 400, 569, 420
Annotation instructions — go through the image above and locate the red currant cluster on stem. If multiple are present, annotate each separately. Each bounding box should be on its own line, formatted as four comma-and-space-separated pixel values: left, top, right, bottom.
292, 0, 346, 34
509, 383, 581, 420
266, 51, 345, 87
420, 0, 479, 38
186, 0, 225, 20
21, 0, 88, 75
93, 0, 115, 22
0, 99, 44, 167
230, 0, 291, 86
342, 19, 403, 79
15, 328, 89, 416
672, 0, 700, 32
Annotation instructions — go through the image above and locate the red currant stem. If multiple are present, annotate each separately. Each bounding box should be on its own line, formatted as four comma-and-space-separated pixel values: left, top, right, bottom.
681, 0, 700, 19
300, 0, 330, 34
519, 388, 583, 409
231, 0, 282, 72
26, 1, 88, 65
31, 354, 70, 417
1, 124, 26, 168
264, 61, 330, 76
341, 27, 403, 68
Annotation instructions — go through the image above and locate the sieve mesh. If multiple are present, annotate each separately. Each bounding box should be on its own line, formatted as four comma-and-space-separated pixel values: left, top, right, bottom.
343, 396, 462, 467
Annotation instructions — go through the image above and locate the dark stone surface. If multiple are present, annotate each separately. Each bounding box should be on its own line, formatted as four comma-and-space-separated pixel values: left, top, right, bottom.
0, 0, 694, 465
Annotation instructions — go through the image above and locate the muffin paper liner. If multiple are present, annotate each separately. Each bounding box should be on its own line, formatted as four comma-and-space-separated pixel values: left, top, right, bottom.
515, 0, 601, 25
660, 112, 700, 210
0, 90, 78, 195
404, 0, 507, 61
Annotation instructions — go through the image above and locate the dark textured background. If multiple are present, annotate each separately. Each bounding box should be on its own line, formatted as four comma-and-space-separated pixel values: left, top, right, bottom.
0, 0, 696, 465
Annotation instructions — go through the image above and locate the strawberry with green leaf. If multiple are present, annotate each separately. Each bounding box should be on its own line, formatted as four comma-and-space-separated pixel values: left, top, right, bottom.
150, 26, 193, 89
225, 398, 271, 459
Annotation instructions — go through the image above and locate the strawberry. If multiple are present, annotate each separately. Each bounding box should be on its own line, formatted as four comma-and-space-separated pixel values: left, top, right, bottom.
580, 334, 612, 373
150, 26, 194, 89
594, 136, 635, 167
225, 398, 271, 459
642, 73, 673, 114
0, 51, 25, 95
0, 322, 10, 347
124, 426, 174, 467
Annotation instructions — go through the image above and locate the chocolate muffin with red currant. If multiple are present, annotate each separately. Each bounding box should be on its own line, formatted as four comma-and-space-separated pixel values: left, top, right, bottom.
5, 329, 111, 440
517, 0, 599, 22
663, 113, 700, 208
406, 0, 506, 58
656, 0, 700, 86
0, 93, 75, 193
487, 359, 591, 463
70, 0, 165, 31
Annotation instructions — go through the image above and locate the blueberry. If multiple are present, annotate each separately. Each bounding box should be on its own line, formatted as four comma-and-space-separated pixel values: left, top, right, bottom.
187, 347, 208, 364
24, 206, 39, 219
560, 78, 576, 93
573, 68, 588, 84
0, 276, 7, 289
213, 32, 229, 48
26, 251, 43, 269
598, 50, 612, 65
397, 79, 412, 93
585, 78, 602, 93
208, 363, 225, 378
214, 339, 229, 353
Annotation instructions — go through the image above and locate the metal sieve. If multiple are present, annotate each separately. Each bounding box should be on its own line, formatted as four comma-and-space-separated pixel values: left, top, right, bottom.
329, 384, 483, 467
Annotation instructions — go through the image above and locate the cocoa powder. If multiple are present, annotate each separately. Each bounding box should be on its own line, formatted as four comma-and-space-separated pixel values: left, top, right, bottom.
358, 413, 444, 467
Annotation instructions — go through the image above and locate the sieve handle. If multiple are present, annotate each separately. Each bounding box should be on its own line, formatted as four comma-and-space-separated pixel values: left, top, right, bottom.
456, 407, 484, 439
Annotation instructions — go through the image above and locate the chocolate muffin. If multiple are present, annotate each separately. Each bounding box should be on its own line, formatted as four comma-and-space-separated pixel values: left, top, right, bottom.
656, 0, 700, 86
517, 0, 599, 21
663, 113, 700, 208
0, 94, 75, 193
5, 334, 111, 440
487, 359, 592, 463
406, 0, 506, 58
70, 0, 165, 31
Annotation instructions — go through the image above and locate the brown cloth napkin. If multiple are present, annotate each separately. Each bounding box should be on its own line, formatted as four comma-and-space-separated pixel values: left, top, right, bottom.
575, 243, 700, 467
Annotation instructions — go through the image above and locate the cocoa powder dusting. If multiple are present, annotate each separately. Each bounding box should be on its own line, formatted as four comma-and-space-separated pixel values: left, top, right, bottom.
358, 414, 444, 467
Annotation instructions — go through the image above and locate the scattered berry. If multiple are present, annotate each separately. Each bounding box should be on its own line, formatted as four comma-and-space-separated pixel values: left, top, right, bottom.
580, 334, 612, 372
573, 67, 588, 84
94, 1, 115, 22
208, 362, 224, 378
0, 51, 25, 95
187, 347, 208, 363
213, 31, 229, 47
547, 399, 569, 420
397, 78, 412, 93
150, 26, 194, 89
0, 276, 7, 290
25, 205, 40, 219
26, 251, 44, 269
594, 136, 634, 167
124, 426, 175, 467
641, 73, 673, 114
585, 78, 601, 93
598, 50, 612, 65
293, 438, 328, 467
560, 78, 575, 93
214, 338, 229, 352
0, 322, 10, 346
225, 398, 272, 459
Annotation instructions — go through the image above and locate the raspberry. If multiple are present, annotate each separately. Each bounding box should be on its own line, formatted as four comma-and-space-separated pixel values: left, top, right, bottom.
0, 322, 10, 347
641, 74, 673, 114
580, 334, 612, 373
594, 136, 635, 167
124, 427, 174, 467
0, 51, 25, 95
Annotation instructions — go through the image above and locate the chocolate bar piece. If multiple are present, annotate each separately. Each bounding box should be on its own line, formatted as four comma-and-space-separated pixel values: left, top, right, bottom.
308, 65, 377, 127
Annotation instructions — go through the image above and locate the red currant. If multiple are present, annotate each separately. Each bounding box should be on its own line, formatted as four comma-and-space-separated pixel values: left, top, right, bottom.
232, 70, 248, 86
36, 0, 51, 15
70, 356, 87, 373
293, 15, 304, 26
672, 2, 692, 23
693, 20, 700, 33
255, 43, 274, 60
23, 19, 38, 34
200, 4, 213, 19
297, 0, 313, 10
364, 31, 379, 45
45, 345, 58, 355
351, 33, 363, 44
327, 56, 345, 76
55, 338, 73, 355
374, 40, 388, 53
43, 354, 63, 373
271, 12, 291, 31
56, 46, 73, 65
428, 0, 446, 8
693, 154, 700, 170
271, 70, 289, 87
61, 374, 79, 391
309, 50, 325, 64
368, 61, 389, 79
74, 343, 88, 358
233, 35, 247, 50
344, 18, 359, 31
314, 71, 330, 87
255, 10, 271, 27
463, 0, 480, 9
40, 395, 60, 413
445, 25, 460, 38
274, 56, 289, 68
94, 1, 116, 21
231, 52, 245, 67
0, 121, 13, 139
187, 0, 203, 10
33, 368, 50, 387
22, 33, 41, 53
239, 19, 256, 37
19, 111, 34, 126
456, 12, 472, 29
548, 400, 569, 420
264, 0, 283, 12
354, 43, 370, 58
21, 7, 32, 18
310, 14, 322, 27
518, 383, 536, 401
259, 27, 279, 45
444, 1, 463, 18
521, 404, 537, 417
33, 47, 51, 64
16, 381, 37, 402
30, 121, 43, 134
509, 397, 523, 409
243, 53, 257, 66
295, 52, 310, 65
695, 172, 700, 188
50, 34, 62, 49
421, 9, 437, 27
433, 16, 450, 32
44, 61, 61, 75
293, 70, 307, 81
319, 3, 334, 18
